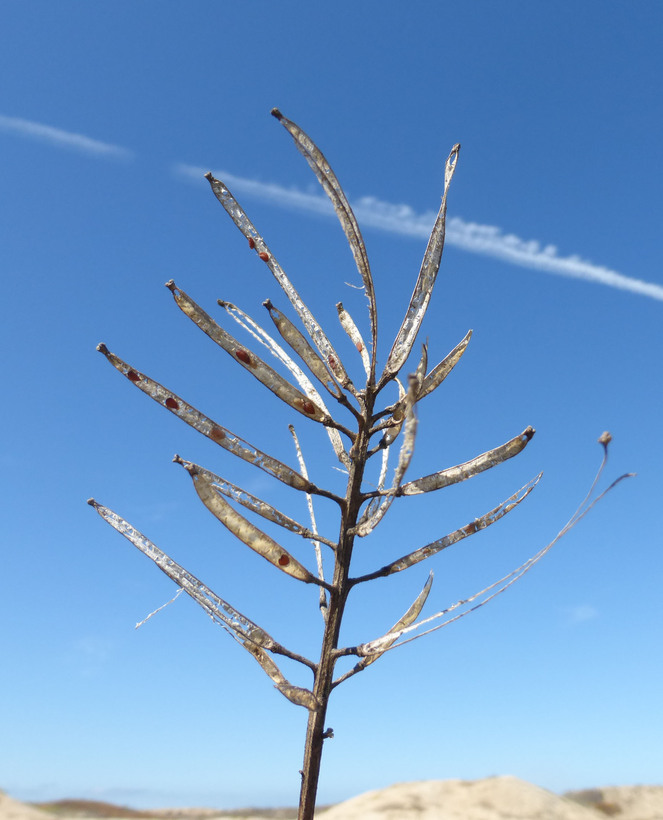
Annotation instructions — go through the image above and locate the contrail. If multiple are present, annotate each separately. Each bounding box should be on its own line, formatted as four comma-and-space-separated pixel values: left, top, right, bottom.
0, 114, 133, 160
176, 163, 663, 303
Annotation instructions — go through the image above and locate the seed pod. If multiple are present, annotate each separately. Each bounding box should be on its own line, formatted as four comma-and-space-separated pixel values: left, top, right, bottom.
382, 143, 461, 383
166, 281, 329, 423
263, 299, 342, 397
399, 426, 535, 496
96, 343, 317, 493
178, 460, 331, 588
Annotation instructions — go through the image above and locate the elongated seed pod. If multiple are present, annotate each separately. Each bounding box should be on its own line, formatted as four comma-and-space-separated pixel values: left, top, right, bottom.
243, 643, 319, 710
382, 143, 461, 384
177, 459, 331, 589
219, 300, 352, 467
379, 344, 429, 443
263, 299, 342, 397
88, 500, 319, 699
204, 172, 354, 390
335, 573, 434, 686
88, 499, 277, 649
336, 302, 370, 379
398, 427, 535, 496
418, 329, 472, 401
166, 281, 328, 423
96, 344, 321, 495
173, 456, 336, 548
353, 474, 542, 583
355, 383, 418, 537
109, 490, 320, 709
272, 108, 378, 373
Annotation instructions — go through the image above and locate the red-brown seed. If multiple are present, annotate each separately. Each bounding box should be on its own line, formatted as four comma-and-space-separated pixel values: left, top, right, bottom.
127, 369, 141, 382
301, 400, 316, 415
165, 397, 179, 410
258, 251, 270, 262
278, 554, 290, 567
328, 355, 337, 370
248, 237, 256, 249
356, 342, 363, 353
210, 426, 226, 442
236, 349, 252, 365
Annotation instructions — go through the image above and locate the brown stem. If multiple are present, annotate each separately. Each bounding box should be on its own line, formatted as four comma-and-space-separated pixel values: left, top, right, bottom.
297, 391, 375, 820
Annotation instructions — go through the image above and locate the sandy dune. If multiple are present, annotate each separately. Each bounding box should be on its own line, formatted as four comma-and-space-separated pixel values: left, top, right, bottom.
2, 778, 662, 820
317, 777, 594, 819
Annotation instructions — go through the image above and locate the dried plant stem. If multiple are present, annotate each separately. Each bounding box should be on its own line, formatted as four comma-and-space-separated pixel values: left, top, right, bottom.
298, 391, 376, 820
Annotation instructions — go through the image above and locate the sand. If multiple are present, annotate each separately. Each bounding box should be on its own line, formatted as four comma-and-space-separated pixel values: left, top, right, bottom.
2, 778, 662, 820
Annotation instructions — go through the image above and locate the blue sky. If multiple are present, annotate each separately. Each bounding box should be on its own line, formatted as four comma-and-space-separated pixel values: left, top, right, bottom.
2, 1, 662, 811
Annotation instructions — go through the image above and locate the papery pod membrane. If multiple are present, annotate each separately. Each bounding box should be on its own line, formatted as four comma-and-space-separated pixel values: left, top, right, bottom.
204, 172, 354, 390
87, 499, 277, 650
174, 456, 336, 548
354, 473, 542, 582
178, 459, 330, 588
336, 302, 370, 380
221, 299, 351, 468
166, 281, 327, 424
355, 387, 418, 537
243, 643, 319, 710
370, 377, 406, 448
396, 426, 536, 496
96, 344, 317, 495
272, 108, 378, 363
263, 299, 342, 398
381, 143, 461, 384
377, 344, 428, 445
288, 424, 330, 618
335, 573, 433, 686
417, 329, 472, 402
362, 444, 391, 524
222, 299, 333, 403
357, 462, 631, 656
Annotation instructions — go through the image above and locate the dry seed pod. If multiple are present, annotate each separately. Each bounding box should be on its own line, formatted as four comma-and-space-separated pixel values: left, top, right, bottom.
355, 384, 418, 537
335, 573, 433, 686
177, 459, 331, 589
174, 456, 336, 548
263, 299, 343, 397
87, 499, 277, 650
396, 426, 536, 496
167, 281, 328, 424
219, 299, 351, 468
358, 444, 633, 655
418, 329, 472, 402
272, 108, 377, 364
96, 344, 320, 495
379, 344, 429, 443
354, 474, 542, 582
336, 302, 370, 379
382, 143, 461, 384
243, 643, 319, 710
205, 172, 353, 389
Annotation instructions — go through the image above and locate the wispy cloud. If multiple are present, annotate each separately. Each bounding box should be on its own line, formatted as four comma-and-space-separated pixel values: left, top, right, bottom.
563, 604, 600, 625
175, 163, 663, 303
0, 114, 133, 159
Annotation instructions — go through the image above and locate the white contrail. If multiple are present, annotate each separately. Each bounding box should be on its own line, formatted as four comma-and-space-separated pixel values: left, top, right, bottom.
176, 163, 663, 303
0, 114, 133, 159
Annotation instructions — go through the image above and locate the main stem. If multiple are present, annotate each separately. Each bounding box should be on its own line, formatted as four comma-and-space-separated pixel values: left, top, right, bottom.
297, 391, 376, 820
